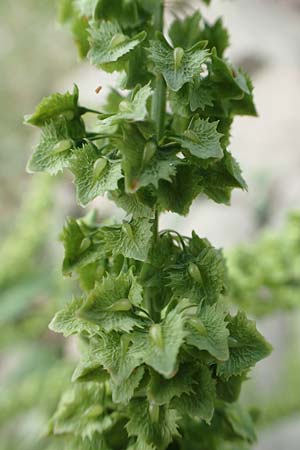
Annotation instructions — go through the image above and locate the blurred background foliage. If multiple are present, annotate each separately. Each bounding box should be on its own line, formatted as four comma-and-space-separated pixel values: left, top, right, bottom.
0, 0, 300, 449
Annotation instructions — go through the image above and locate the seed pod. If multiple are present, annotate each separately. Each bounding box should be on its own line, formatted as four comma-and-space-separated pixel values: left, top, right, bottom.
189, 317, 207, 336
122, 223, 134, 239
79, 237, 91, 254
150, 324, 164, 348
85, 404, 104, 418
185, 129, 199, 143
63, 110, 75, 120
52, 139, 72, 154
93, 158, 107, 178
173, 47, 184, 70
188, 262, 203, 284
110, 33, 127, 48
107, 299, 132, 312
228, 336, 239, 348
119, 100, 132, 113
121, 333, 131, 356
149, 402, 160, 423
143, 141, 156, 165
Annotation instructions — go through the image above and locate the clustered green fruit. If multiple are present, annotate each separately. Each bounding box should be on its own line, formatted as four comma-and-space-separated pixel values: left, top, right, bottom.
26, 1, 272, 449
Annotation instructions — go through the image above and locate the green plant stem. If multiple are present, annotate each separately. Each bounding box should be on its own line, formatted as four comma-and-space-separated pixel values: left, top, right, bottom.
146, 0, 166, 322
151, 0, 166, 142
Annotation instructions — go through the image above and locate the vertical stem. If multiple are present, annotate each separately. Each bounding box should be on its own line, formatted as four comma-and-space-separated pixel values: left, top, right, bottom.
151, 0, 166, 142
145, 0, 165, 321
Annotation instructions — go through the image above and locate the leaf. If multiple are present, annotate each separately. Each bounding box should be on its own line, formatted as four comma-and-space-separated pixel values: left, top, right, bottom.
72, 14, 91, 58
148, 365, 195, 405
217, 312, 272, 379
100, 84, 152, 126
126, 398, 180, 449
210, 50, 250, 100
166, 240, 227, 303
61, 217, 105, 275
199, 153, 247, 205
224, 151, 247, 190
172, 118, 223, 161
138, 153, 179, 190
26, 85, 80, 127
169, 12, 203, 49
49, 297, 99, 337
95, 0, 145, 29
111, 366, 145, 404
158, 165, 203, 215
216, 374, 246, 403
70, 143, 123, 206
127, 440, 155, 450
114, 124, 145, 193
148, 33, 209, 92
196, 246, 227, 303
73, 332, 143, 384
223, 403, 257, 444
27, 118, 75, 175
88, 20, 146, 71
189, 77, 214, 112
75, 0, 98, 17
186, 303, 229, 361
131, 306, 186, 377
78, 271, 143, 332
172, 365, 216, 423
201, 18, 230, 57
50, 382, 118, 438
103, 218, 153, 261
109, 190, 154, 219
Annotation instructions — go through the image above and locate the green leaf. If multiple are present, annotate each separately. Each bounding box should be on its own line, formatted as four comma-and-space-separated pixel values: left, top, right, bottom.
88, 20, 146, 71
148, 33, 209, 92
127, 440, 155, 450
78, 271, 143, 332
27, 118, 75, 175
111, 365, 145, 404
114, 124, 145, 193
103, 218, 153, 261
126, 398, 180, 449
217, 312, 272, 379
70, 143, 123, 206
58, 0, 75, 23
223, 403, 257, 444
167, 240, 227, 303
61, 217, 105, 275
172, 118, 223, 161
169, 12, 203, 49
100, 84, 152, 126
26, 85, 80, 127
189, 77, 214, 112
172, 365, 216, 423
186, 303, 229, 361
210, 50, 250, 100
72, 14, 91, 58
75, 0, 98, 17
74, 332, 143, 384
49, 297, 99, 337
109, 190, 155, 219
131, 306, 186, 377
95, 0, 145, 29
216, 374, 246, 403
158, 165, 203, 215
201, 18, 230, 57
148, 365, 195, 405
224, 151, 247, 190
138, 153, 179, 190
50, 382, 118, 438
